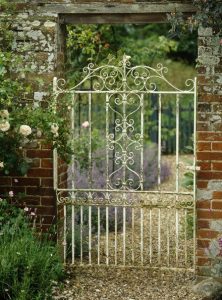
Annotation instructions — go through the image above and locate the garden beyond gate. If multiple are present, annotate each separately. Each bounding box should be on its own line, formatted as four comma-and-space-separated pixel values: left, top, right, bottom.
53, 55, 197, 271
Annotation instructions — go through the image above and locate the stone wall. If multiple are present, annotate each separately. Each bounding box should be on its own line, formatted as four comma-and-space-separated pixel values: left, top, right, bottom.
197, 27, 222, 278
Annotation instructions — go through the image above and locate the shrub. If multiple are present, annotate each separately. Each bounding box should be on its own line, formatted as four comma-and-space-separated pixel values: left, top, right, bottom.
0, 199, 64, 300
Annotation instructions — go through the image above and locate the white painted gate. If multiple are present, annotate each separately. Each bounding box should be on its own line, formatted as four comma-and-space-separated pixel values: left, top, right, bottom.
53, 55, 197, 270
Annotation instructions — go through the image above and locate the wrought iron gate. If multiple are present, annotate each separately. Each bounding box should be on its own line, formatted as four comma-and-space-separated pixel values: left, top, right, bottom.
53, 55, 197, 270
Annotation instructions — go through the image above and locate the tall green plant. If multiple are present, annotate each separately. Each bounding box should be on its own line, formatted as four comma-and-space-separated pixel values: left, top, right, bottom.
0, 199, 64, 300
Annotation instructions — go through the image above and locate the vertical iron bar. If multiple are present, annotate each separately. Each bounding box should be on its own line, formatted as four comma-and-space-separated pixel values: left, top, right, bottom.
176, 93, 180, 193
175, 94, 180, 267
80, 205, 83, 265
106, 206, 109, 265
71, 206, 75, 264
71, 93, 75, 265
98, 207, 100, 265
193, 77, 197, 271
158, 94, 162, 189
63, 205, 67, 264
149, 209, 152, 264
140, 207, 144, 265
106, 94, 109, 189
88, 93, 92, 188
185, 209, 188, 266
115, 206, 118, 265
53, 78, 58, 190
141, 94, 144, 190
123, 207, 126, 266
88, 206, 92, 265
132, 207, 135, 264
158, 208, 161, 264
175, 209, 179, 266
167, 208, 170, 267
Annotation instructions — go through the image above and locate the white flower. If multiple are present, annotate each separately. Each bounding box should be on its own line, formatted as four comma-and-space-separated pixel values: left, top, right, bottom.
0, 121, 10, 132
51, 123, 59, 136
36, 129, 42, 138
0, 162, 4, 168
9, 191, 14, 197
82, 121, 89, 128
0, 110, 9, 119
19, 125, 32, 136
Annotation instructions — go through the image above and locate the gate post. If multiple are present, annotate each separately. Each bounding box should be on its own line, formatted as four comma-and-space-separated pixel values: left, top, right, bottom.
196, 26, 222, 279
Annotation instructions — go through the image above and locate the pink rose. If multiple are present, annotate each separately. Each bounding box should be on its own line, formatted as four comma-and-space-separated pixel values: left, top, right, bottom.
82, 121, 89, 128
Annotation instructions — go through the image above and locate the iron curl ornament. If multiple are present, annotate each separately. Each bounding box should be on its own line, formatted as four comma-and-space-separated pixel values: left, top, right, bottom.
53, 54, 195, 93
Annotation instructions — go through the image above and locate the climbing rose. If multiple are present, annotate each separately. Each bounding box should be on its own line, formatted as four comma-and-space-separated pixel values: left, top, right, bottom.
19, 125, 32, 136
0, 121, 10, 132
51, 123, 59, 137
82, 121, 89, 128
0, 110, 9, 119
8, 191, 14, 197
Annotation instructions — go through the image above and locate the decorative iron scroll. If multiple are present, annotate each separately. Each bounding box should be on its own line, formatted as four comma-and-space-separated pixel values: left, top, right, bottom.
53, 55, 196, 199
54, 55, 195, 93
56, 190, 194, 209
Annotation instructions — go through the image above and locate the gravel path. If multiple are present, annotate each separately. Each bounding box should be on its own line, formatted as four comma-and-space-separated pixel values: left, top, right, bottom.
53, 155, 203, 300
53, 267, 202, 300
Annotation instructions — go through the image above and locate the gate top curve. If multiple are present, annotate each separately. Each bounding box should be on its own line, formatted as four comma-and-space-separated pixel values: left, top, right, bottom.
53, 54, 195, 94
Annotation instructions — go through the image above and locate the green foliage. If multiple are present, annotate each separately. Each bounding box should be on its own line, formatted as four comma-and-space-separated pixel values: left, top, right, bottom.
0, 199, 64, 300
181, 171, 194, 190
167, 0, 222, 35
73, 128, 104, 170
66, 24, 181, 84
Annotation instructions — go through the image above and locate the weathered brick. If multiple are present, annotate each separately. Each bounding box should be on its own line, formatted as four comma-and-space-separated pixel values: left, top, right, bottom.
197, 229, 218, 239
211, 201, 222, 210
197, 142, 211, 151
12, 177, 40, 187
41, 158, 53, 168
212, 191, 222, 199
27, 149, 52, 159
197, 209, 222, 219
197, 152, 222, 160
198, 162, 211, 170
27, 168, 53, 177
197, 200, 211, 209
26, 187, 54, 196
212, 142, 222, 151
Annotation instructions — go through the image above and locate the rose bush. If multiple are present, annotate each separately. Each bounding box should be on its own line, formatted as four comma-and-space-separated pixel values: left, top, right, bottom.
0, 1, 74, 175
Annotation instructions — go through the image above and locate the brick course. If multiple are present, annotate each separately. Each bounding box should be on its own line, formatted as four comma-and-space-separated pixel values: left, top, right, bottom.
196, 26, 222, 278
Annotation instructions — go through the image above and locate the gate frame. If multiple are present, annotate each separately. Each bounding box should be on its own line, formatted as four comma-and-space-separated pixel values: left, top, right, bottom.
53, 55, 198, 270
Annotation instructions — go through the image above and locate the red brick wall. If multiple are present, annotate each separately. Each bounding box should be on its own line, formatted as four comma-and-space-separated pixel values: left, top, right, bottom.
196, 27, 222, 278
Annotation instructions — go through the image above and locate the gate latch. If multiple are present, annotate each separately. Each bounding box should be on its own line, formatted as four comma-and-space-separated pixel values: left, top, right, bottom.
185, 165, 201, 171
